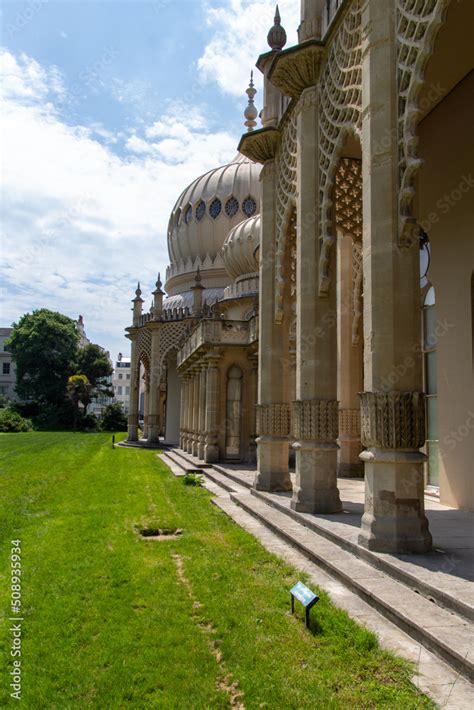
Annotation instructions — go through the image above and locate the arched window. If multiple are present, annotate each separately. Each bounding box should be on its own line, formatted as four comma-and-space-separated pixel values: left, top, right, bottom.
225, 366, 242, 459
423, 286, 438, 488
184, 204, 193, 224
242, 196, 257, 218
225, 196, 239, 217
209, 198, 222, 219
195, 200, 205, 221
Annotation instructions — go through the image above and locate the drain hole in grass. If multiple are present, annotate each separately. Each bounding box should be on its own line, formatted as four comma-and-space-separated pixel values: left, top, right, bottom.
139, 527, 183, 540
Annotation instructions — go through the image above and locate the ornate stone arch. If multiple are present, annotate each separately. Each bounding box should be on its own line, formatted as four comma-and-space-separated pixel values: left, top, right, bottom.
274, 200, 296, 323
274, 107, 297, 323
158, 322, 188, 370
136, 329, 151, 369
318, 0, 363, 295
397, 0, 450, 246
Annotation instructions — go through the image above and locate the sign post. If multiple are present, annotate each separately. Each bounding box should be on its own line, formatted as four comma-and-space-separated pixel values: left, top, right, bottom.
290, 582, 319, 628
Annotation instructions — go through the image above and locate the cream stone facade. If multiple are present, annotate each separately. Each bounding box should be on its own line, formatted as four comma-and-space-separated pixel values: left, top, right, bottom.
126, 0, 474, 553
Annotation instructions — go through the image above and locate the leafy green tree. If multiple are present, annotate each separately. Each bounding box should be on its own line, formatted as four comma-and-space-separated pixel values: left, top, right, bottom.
67, 374, 92, 427
101, 402, 128, 431
77, 344, 113, 410
6, 310, 79, 404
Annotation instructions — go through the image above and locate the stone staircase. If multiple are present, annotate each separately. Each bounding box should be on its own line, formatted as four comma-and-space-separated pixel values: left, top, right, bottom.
159, 448, 474, 686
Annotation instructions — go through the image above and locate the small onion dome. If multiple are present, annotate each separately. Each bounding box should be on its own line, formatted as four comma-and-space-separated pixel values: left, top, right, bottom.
222, 214, 261, 281
166, 154, 261, 296
267, 5, 287, 51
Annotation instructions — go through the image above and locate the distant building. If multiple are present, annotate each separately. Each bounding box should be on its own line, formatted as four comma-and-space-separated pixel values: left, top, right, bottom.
76, 316, 113, 417
112, 353, 131, 413
0, 328, 16, 400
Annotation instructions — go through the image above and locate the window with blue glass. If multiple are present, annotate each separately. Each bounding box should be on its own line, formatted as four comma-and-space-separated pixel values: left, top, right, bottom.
225, 196, 239, 217
195, 200, 206, 221
185, 204, 193, 224
209, 198, 222, 219
242, 196, 257, 217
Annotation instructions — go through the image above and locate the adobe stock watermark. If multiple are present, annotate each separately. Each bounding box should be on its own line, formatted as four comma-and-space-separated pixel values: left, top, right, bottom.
6, 0, 44, 38
9, 539, 23, 700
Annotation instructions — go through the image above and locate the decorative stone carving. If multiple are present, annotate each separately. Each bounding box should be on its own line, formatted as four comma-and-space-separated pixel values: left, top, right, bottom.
237, 126, 280, 165
273, 108, 297, 322
335, 158, 362, 241
397, 0, 449, 247
274, 206, 296, 322
360, 391, 426, 449
158, 322, 187, 369
318, 0, 362, 295
339, 407, 361, 438
256, 403, 291, 437
269, 41, 325, 99
293, 399, 339, 442
136, 329, 151, 366
351, 240, 363, 346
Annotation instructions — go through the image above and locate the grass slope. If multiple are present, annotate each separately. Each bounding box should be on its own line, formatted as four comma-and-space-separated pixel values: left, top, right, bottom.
0, 432, 434, 708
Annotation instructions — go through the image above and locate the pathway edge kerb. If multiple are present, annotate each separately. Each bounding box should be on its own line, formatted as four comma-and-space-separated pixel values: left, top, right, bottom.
230, 492, 474, 683
249, 488, 474, 623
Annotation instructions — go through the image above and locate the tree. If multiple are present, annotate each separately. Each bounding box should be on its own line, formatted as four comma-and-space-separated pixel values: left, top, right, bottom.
101, 402, 128, 431
6, 310, 79, 404
77, 343, 113, 411
67, 374, 91, 427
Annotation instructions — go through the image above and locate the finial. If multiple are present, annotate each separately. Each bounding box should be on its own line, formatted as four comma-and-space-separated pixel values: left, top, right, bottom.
156, 272, 162, 289
195, 266, 202, 284
135, 281, 142, 297
267, 4, 287, 50
244, 71, 258, 132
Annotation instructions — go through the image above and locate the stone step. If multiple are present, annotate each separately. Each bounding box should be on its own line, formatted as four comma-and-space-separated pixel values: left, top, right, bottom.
211, 463, 253, 490
202, 467, 250, 495
230, 491, 474, 683
250, 489, 474, 624
158, 453, 186, 477
161, 449, 203, 474
167, 448, 209, 470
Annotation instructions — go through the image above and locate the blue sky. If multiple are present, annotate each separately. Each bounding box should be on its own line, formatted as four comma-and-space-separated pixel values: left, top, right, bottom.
1, 0, 299, 357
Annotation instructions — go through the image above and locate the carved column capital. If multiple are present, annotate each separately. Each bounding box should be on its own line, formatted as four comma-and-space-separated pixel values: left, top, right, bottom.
293, 399, 339, 442
360, 391, 426, 449
256, 403, 291, 437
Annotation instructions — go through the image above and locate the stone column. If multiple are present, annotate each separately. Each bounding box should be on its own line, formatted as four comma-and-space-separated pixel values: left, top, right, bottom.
204, 350, 221, 463
179, 374, 186, 448
198, 364, 207, 460
337, 234, 363, 476
247, 352, 258, 463
186, 368, 195, 454
181, 374, 190, 451
142, 372, 150, 440
291, 86, 341, 513
359, 0, 431, 552
254, 161, 292, 492
126, 338, 139, 442
147, 326, 161, 444
191, 367, 200, 458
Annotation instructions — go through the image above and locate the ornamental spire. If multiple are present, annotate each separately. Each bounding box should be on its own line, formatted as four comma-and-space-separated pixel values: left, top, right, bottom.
244, 71, 258, 132
267, 5, 287, 50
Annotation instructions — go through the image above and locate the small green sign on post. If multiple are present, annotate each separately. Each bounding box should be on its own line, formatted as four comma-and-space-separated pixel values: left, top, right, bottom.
291, 581, 319, 628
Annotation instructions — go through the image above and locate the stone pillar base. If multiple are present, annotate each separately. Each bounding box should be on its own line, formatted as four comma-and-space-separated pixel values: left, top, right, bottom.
254, 436, 292, 492
197, 437, 205, 460
204, 443, 219, 463
291, 442, 342, 513
191, 438, 199, 458
358, 449, 432, 553
127, 425, 138, 442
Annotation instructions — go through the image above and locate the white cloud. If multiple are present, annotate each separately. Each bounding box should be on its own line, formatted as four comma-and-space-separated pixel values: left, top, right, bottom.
198, 0, 300, 98
0, 49, 237, 357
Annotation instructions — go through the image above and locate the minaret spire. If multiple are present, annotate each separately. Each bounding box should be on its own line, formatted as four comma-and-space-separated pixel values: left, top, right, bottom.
267, 5, 287, 50
244, 71, 258, 132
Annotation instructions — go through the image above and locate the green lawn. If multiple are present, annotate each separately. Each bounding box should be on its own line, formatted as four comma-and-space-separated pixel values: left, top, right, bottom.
0, 432, 434, 708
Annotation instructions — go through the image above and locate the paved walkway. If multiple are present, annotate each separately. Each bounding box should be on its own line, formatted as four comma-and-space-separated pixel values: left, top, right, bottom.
215, 465, 474, 612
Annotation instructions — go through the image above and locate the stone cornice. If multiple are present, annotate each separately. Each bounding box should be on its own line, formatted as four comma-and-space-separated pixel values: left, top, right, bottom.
237, 127, 280, 165
268, 39, 325, 99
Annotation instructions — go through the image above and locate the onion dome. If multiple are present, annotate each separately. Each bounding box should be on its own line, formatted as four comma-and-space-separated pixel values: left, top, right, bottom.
165, 153, 261, 296
267, 5, 287, 51
222, 214, 261, 281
